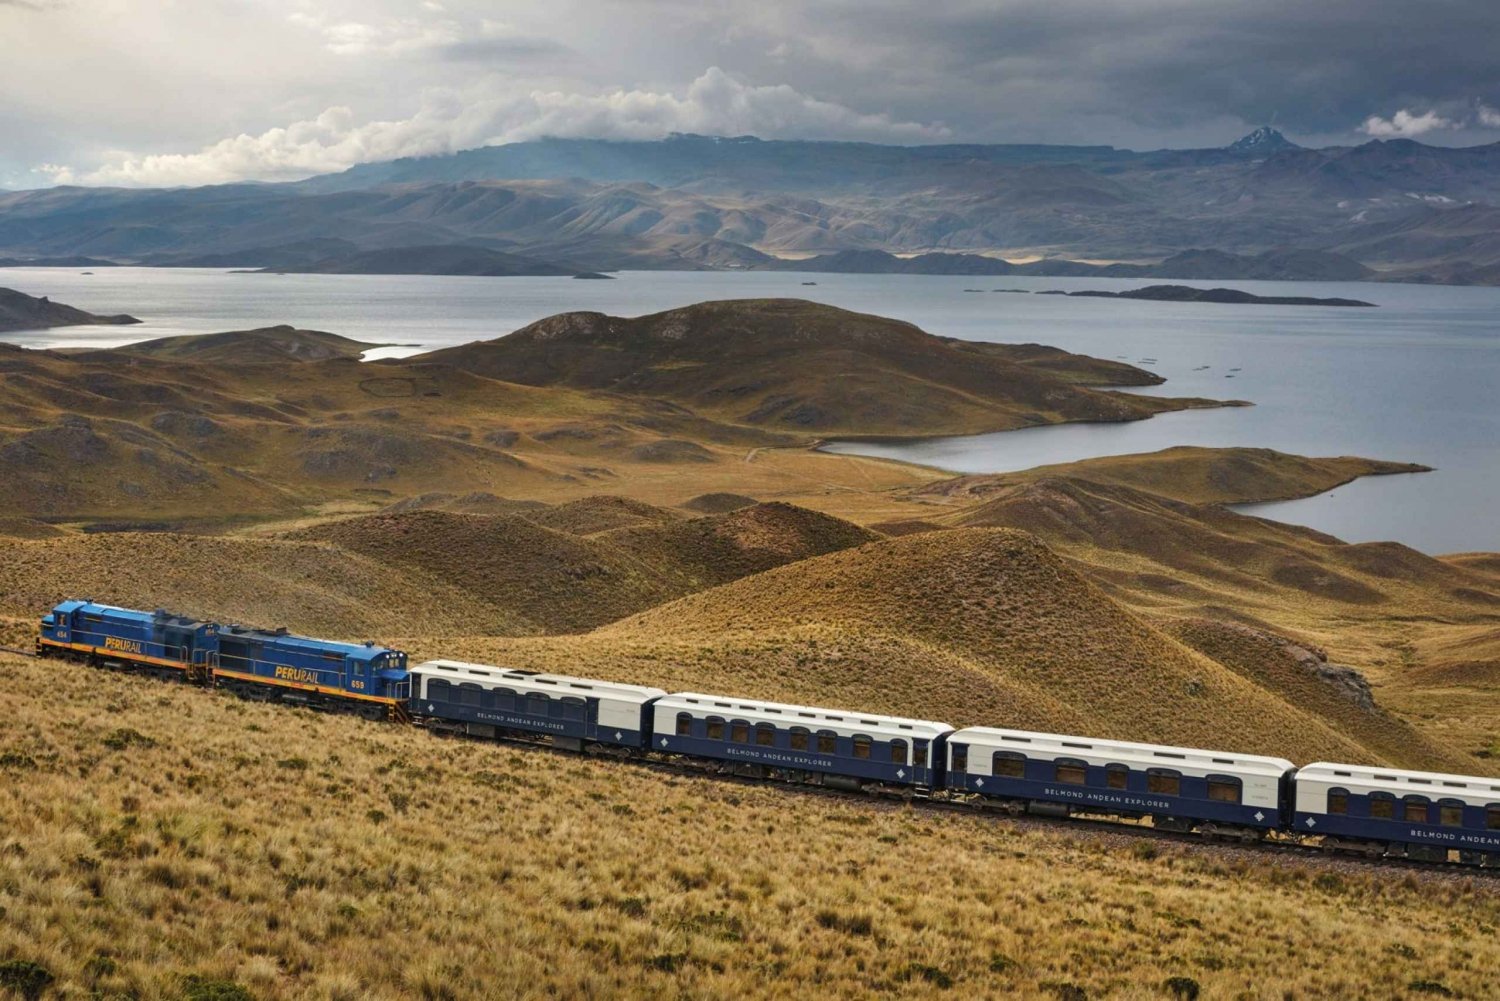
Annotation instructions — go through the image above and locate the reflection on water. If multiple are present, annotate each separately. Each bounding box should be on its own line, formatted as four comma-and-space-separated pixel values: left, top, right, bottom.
3, 266, 1497, 553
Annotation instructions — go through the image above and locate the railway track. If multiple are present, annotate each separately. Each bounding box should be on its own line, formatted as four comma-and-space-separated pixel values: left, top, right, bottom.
9, 645, 1498, 882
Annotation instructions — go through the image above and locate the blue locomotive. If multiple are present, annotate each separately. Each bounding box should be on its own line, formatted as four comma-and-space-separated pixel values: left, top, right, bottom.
37, 600, 409, 720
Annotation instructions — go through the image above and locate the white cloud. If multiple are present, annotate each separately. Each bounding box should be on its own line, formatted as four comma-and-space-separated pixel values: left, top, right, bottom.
39, 68, 950, 187
1479, 103, 1500, 128
1359, 108, 1456, 138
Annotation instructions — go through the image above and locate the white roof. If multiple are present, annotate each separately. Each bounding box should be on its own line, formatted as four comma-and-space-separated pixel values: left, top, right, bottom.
658, 692, 952, 739
1298, 761, 1500, 797
952, 726, 1295, 778
412, 659, 666, 701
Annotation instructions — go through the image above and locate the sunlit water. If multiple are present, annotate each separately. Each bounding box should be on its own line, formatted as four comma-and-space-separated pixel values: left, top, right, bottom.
3, 266, 1497, 553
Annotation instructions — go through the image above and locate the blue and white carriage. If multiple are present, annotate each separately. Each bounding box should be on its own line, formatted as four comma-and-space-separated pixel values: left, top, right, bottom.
946, 727, 1295, 835
409, 659, 666, 752
1294, 762, 1500, 863
652, 692, 952, 791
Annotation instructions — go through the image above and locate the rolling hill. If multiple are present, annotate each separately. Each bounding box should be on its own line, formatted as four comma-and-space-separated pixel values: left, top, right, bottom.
413, 299, 1229, 437
0, 286, 140, 332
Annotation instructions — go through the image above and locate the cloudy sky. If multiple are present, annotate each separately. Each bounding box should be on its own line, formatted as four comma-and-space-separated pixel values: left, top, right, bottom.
3, 0, 1498, 188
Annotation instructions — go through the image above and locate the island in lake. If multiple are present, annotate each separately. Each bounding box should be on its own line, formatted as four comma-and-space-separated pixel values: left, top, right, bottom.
1048, 284, 1376, 307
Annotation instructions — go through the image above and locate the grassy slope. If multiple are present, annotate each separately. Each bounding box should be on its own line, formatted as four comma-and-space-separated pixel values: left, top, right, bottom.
4, 653, 1498, 1001
914, 446, 1432, 505
429, 529, 1438, 768
114, 326, 385, 363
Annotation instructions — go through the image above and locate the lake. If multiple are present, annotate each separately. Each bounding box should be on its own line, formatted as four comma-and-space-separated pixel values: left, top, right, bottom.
2, 266, 1497, 554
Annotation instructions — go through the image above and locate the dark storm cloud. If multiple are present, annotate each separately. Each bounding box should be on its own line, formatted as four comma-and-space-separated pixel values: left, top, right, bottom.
3, 0, 1498, 187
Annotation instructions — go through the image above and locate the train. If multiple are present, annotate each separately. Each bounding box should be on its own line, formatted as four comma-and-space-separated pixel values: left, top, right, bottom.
36, 599, 1500, 868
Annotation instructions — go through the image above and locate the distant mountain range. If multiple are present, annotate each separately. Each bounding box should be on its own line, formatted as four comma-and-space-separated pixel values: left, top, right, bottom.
2, 130, 1499, 283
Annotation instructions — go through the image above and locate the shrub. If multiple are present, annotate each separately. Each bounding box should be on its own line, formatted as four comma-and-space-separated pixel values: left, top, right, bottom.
183, 976, 255, 1001
0, 960, 53, 1001
1408, 981, 1455, 997
898, 964, 953, 989
102, 728, 155, 751
1163, 976, 1201, 1000
815, 910, 873, 936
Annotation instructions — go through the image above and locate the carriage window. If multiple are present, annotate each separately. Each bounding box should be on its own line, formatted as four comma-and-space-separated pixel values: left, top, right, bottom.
913, 743, 927, 768
560, 697, 587, 722
460, 685, 483, 706
1439, 801, 1464, 827
730, 722, 749, 744
1206, 779, 1240, 804
790, 727, 810, 751
852, 735, 872, 760
992, 752, 1026, 778
526, 693, 548, 716
676, 712, 693, 737
706, 717, 725, 740
1370, 794, 1395, 819
429, 679, 452, 699
755, 723, 776, 746
1106, 764, 1128, 789
1055, 762, 1087, 785
1403, 797, 1429, 823
890, 739, 908, 764
951, 745, 968, 772
1146, 770, 1181, 796
1488, 806, 1500, 831
1328, 789, 1349, 815
817, 731, 837, 754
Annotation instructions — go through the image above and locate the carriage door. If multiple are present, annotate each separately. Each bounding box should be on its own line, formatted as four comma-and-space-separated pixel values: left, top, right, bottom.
913, 738, 931, 786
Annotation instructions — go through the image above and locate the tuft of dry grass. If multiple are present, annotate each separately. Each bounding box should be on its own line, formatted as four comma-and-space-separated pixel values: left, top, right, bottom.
4, 652, 1499, 1000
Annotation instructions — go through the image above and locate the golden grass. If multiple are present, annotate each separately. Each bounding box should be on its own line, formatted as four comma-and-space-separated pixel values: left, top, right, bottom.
4, 652, 1499, 1000
912, 446, 1431, 506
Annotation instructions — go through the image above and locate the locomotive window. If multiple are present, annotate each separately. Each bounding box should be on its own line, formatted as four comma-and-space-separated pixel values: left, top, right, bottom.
790, 727, 810, 751
676, 712, 693, 737
951, 745, 968, 773
1369, 794, 1396, 819
755, 723, 776, 746
993, 752, 1025, 778
913, 743, 927, 768
890, 739, 907, 764
1328, 789, 1349, 815
1146, 770, 1181, 796
706, 717, 725, 740
1106, 765, 1128, 789
1206, 780, 1240, 804
730, 722, 749, 744
1487, 806, 1500, 830
1055, 762, 1087, 785
1403, 797, 1429, 823
1439, 801, 1464, 827
817, 731, 837, 755
852, 735, 872, 760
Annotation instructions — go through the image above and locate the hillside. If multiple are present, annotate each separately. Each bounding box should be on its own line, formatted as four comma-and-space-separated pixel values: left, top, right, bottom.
287, 502, 879, 635
0, 286, 140, 332
915, 447, 1431, 505
414, 299, 1230, 437
119, 325, 385, 363
443, 528, 1440, 768
6, 651, 1495, 1000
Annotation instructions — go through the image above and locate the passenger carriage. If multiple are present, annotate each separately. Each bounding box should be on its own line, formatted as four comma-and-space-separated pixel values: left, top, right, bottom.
409, 659, 665, 753
38, 600, 219, 681
947, 727, 1294, 836
1294, 762, 1500, 864
652, 693, 952, 792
